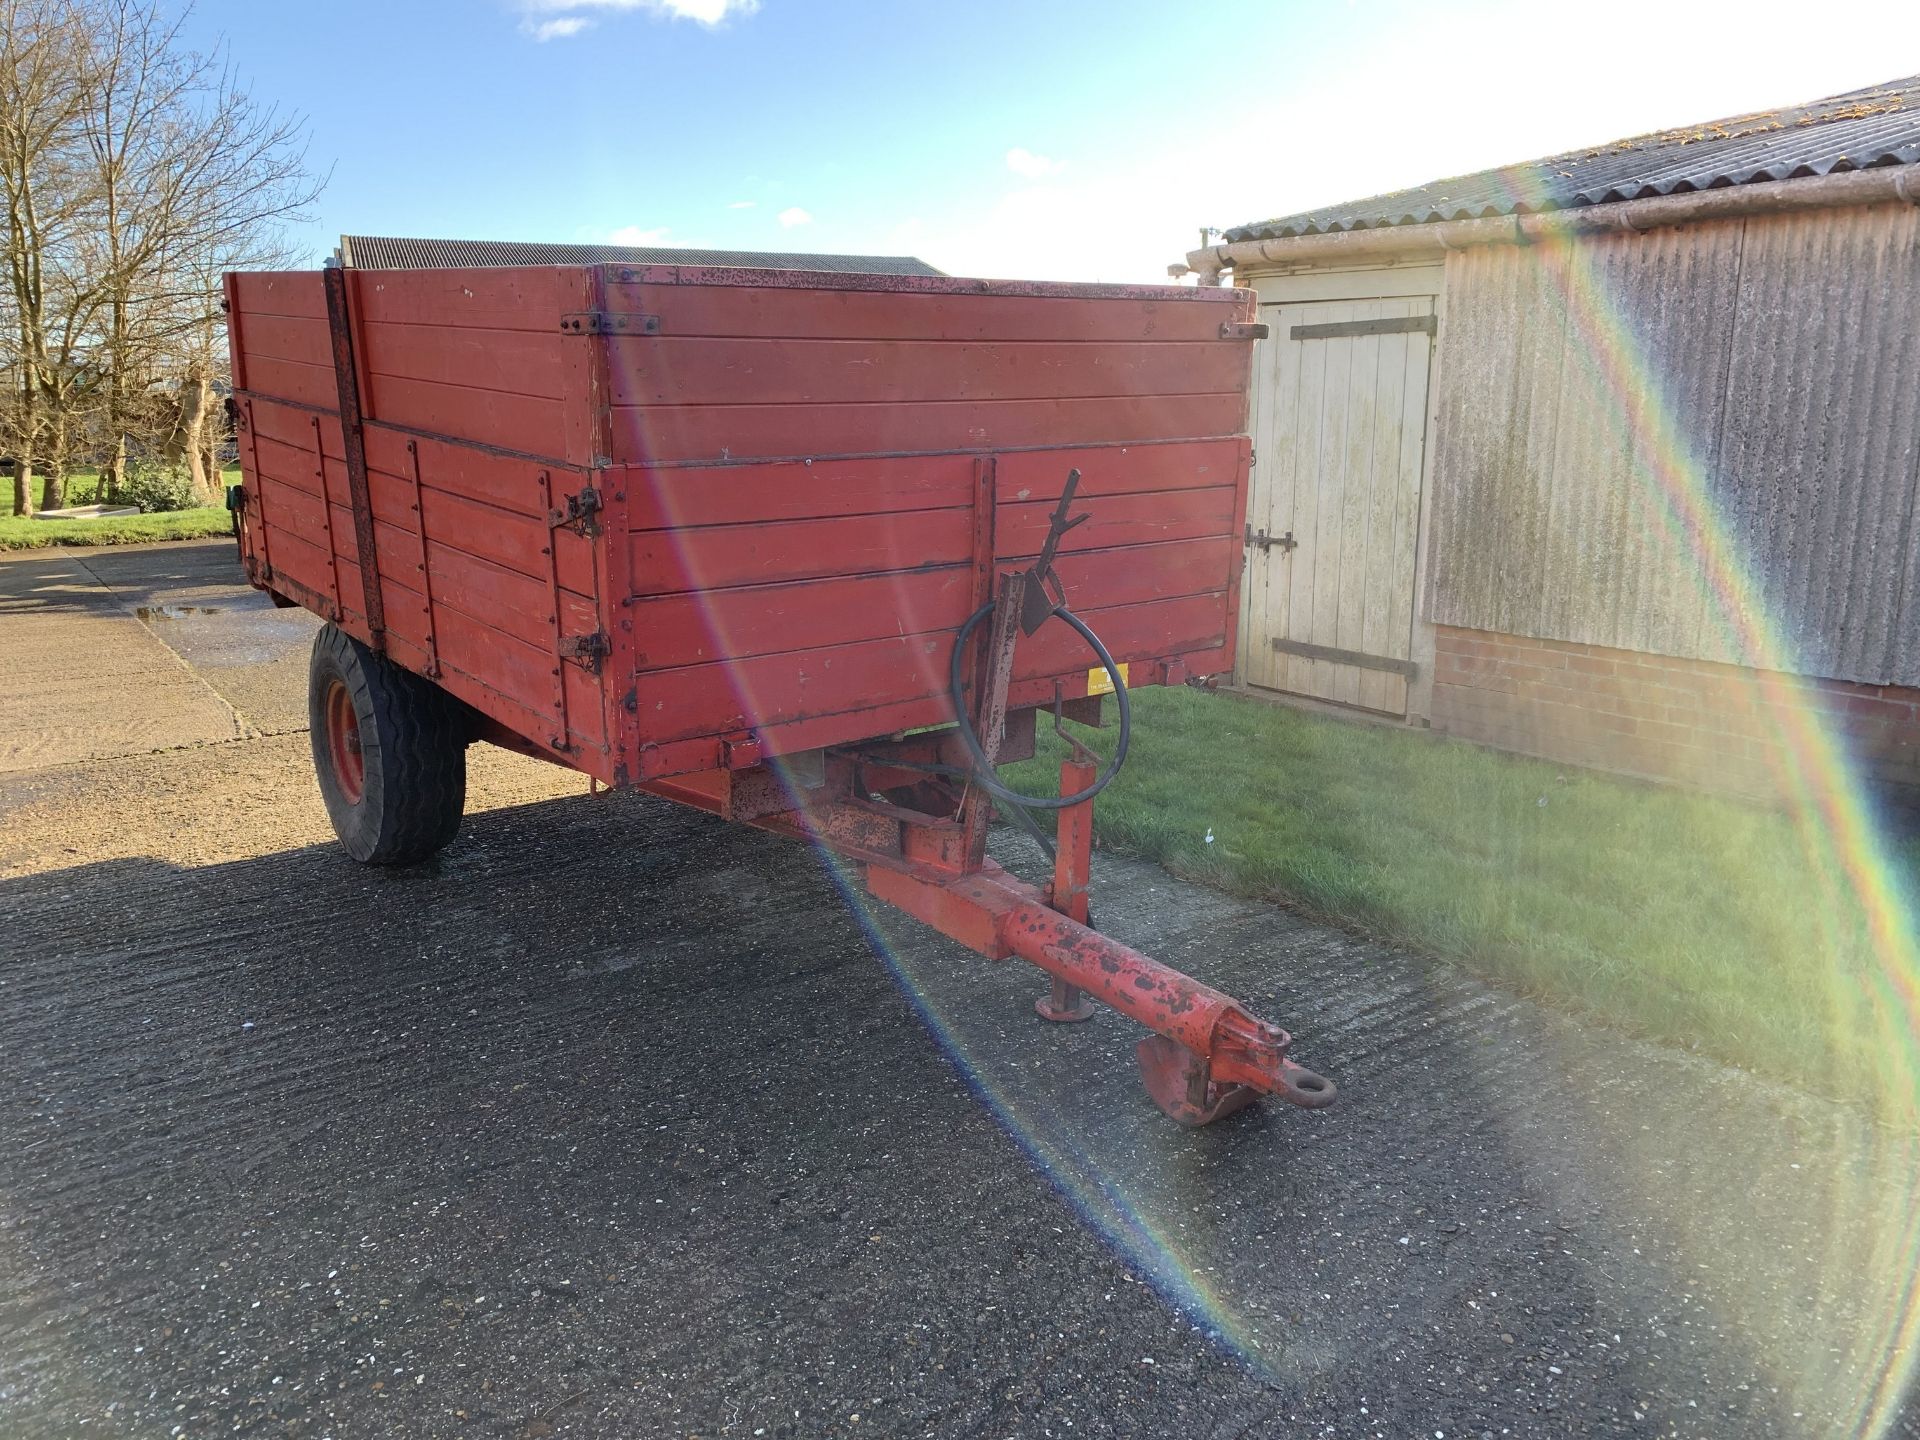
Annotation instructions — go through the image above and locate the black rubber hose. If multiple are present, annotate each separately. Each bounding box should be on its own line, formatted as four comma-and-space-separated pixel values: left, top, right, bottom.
947, 598, 1132, 811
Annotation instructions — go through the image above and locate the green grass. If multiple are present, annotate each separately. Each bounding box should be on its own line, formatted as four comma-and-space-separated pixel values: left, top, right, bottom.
0, 506, 232, 550
1004, 685, 1920, 1113
1, 468, 238, 551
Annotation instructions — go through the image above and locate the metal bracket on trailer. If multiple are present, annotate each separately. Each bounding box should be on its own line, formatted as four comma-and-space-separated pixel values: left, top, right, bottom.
548, 484, 603, 537
557, 630, 611, 674
558, 311, 661, 336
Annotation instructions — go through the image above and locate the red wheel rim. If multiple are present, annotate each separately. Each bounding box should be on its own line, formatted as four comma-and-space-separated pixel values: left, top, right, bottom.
324, 679, 365, 805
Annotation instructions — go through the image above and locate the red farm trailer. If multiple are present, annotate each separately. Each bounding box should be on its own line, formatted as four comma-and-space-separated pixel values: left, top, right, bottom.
222, 261, 1334, 1126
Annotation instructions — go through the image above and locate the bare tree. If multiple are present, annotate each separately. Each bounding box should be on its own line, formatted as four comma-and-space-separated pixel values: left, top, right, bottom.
82, 0, 317, 503
0, 0, 92, 513
0, 0, 320, 515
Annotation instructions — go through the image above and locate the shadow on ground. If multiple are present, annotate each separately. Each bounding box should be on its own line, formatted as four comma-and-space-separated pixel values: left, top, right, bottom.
5, 785, 1914, 1438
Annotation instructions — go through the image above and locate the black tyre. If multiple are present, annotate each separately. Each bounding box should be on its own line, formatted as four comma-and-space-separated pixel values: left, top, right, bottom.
307, 623, 468, 865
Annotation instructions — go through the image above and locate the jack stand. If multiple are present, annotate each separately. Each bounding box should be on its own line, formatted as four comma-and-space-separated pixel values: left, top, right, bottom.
1036, 750, 1099, 1023
1137, 1035, 1264, 1127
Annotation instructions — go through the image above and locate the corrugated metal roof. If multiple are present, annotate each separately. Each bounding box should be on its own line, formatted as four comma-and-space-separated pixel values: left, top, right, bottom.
337, 236, 944, 276
1225, 75, 1920, 242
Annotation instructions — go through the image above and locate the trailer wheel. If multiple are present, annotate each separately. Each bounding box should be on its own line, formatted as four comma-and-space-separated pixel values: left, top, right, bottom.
308, 623, 468, 865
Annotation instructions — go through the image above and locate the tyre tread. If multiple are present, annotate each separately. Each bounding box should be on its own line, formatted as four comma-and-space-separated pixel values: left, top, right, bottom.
308, 624, 467, 865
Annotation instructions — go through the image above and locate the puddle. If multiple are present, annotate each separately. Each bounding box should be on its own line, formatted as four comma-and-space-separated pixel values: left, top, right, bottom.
133, 597, 319, 667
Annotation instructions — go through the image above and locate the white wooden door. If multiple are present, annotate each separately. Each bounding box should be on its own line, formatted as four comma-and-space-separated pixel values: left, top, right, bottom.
1239, 295, 1435, 715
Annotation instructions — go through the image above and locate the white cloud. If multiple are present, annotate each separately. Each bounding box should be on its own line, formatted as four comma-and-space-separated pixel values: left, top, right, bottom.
528, 15, 591, 38
607, 225, 670, 245
776, 207, 812, 228
726, 200, 756, 210
518, 0, 759, 37
1005, 147, 1065, 180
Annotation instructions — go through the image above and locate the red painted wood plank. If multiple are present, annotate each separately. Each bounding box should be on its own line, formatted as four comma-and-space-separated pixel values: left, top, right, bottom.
610, 393, 1247, 464
1047, 537, 1237, 611
425, 600, 605, 747
362, 372, 567, 458
630, 508, 970, 596
360, 458, 598, 598
231, 271, 325, 320
347, 266, 575, 332
263, 450, 580, 608
994, 439, 1244, 503
235, 312, 330, 368
631, 565, 975, 670
1008, 593, 1227, 680
633, 629, 953, 742
403, 484, 557, 584
997, 486, 1237, 557
361, 321, 568, 402
624, 539, 1228, 673
250, 435, 333, 503
255, 525, 338, 610
242, 354, 339, 410
600, 281, 1246, 344
249, 399, 342, 458
253, 472, 333, 548
620, 454, 975, 530
605, 338, 1249, 408
258, 434, 598, 610
419, 541, 598, 656
362, 427, 589, 517
329, 551, 606, 751
630, 643, 1256, 780
629, 592, 1225, 746
333, 555, 430, 650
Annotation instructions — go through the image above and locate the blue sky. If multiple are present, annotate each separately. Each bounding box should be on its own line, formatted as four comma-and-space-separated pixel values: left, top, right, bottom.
178, 0, 1920, 281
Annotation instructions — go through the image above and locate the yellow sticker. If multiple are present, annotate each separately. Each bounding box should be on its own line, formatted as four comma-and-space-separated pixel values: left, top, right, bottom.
1087, 662, 1129, 697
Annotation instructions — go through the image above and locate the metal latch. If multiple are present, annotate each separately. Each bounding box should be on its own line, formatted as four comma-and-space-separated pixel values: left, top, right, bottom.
559, 311, 661, 335
558, 630, 611, 673
1220, 321, 1270, 341
548, 485, 603, 535
1245, 524, 1297, 553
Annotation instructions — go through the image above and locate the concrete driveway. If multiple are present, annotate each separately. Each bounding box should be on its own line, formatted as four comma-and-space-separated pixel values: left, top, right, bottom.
1, 539, 1915, 1439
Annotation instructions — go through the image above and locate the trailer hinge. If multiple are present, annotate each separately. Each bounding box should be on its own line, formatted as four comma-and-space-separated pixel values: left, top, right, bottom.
548, 484, 603, 536
1220, 320, 1270, 341
559, 310, 661, 336
558, 630, 612, 674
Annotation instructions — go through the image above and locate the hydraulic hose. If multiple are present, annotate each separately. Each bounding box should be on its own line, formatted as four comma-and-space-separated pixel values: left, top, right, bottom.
947, 596, 1132, 812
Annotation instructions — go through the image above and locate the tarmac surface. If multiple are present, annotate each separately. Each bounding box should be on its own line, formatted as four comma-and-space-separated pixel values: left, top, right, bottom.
1, 539, 1917, 1439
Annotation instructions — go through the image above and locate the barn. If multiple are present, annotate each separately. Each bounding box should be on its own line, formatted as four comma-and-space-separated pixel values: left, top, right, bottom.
1181, 76, 1920, 805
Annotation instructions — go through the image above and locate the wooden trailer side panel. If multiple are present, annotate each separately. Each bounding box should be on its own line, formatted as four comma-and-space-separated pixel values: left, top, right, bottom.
230, 264, 1256, 787
616, 435, 1250, 780
599, 272, 1252, 466
226, 269, 616, 777
598, 272, 1256, 782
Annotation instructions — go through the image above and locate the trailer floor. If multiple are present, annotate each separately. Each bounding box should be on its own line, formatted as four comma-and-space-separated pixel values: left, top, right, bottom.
1, 540, 1916, 1440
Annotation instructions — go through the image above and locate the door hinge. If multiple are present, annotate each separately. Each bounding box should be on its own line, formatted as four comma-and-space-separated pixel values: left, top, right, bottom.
559, 310, 661, 335
548, 484, 603, 536
558, 630, 611, 674
1219, 320, 1270, 341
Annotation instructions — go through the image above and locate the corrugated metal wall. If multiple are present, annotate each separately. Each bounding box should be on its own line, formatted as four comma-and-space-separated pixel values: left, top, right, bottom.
1423, 203, 1920, 684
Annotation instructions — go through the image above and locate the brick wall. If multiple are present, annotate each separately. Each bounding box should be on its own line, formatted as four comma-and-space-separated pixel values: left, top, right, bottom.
1430, 626, 1920, 805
